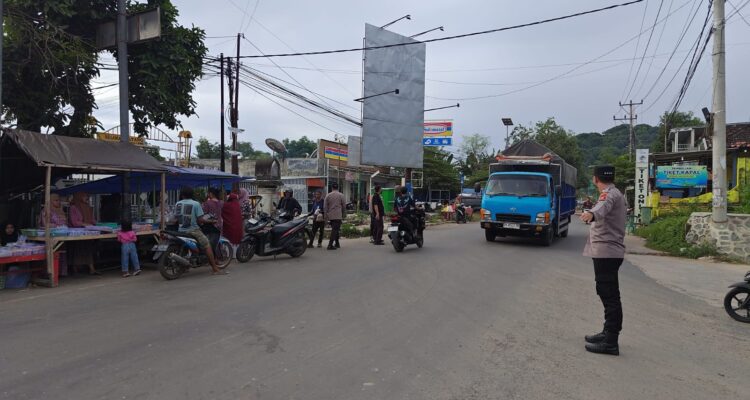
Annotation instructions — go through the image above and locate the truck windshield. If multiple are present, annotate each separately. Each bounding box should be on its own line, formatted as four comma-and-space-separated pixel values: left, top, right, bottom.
485, 175, 548, 197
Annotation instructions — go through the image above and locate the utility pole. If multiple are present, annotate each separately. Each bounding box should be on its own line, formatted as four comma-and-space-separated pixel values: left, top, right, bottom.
117, 0, 131, 222
613, 100, 643, 160
226, 59, 235, 175
1, 0, 4, 123
232, 34, 242, 177
220, 53, 225, 172
711, 0, 727, 224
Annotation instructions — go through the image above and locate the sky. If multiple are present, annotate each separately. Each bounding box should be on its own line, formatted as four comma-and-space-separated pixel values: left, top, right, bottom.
92, 0, 750, 156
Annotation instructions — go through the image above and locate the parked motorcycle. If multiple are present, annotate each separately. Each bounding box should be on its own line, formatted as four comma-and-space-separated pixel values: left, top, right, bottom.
387, 206, 426, 252
455, 203, 467, 224
724, 270, 750, 323
235, 213, 309, 262
154, 222, 233, 280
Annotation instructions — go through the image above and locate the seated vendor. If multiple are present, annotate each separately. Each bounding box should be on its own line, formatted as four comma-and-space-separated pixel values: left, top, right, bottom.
68, 192, 100, 275
38, 193, 68, 228
1, 222, 18, 246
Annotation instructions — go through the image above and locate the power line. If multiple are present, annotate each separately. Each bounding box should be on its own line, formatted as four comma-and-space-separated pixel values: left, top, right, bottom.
225, 0, 645, 59
634, 0, 675, 96
620, 0, 651, 101
625, 0, 666, 101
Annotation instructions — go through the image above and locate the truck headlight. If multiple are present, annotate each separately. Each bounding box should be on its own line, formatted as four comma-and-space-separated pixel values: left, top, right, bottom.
536, 212, 550, 224
481, 209, 490, 221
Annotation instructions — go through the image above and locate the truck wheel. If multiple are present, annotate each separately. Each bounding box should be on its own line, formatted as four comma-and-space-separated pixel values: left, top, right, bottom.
560, 227, 569, 238
542, 226, 554, 246
485, 229, 496, 242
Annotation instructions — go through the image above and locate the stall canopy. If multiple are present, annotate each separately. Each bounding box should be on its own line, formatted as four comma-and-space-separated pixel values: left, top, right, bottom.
56, 166, 249, 195
0, 129, 167, 193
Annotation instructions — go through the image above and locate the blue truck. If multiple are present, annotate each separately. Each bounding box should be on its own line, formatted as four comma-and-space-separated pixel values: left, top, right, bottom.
479, 140, 577, 246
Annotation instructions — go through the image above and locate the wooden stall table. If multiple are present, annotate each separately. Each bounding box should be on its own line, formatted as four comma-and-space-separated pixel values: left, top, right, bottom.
26, 230, 160, 286
0, 253, 61, 287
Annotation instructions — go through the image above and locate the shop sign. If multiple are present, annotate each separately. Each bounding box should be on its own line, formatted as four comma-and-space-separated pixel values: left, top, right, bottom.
656, 165, 708, 189
635, 149, 649, 220
286, 158, 320, 177
324, 146, 348, 161
96, 132, 146, 146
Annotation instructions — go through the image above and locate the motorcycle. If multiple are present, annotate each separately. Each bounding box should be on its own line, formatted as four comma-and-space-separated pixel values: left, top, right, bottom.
235, 212, 309, 262
724, 270, 750, 323
153, 221, 233, 280
387, 206, 426, 252
455, 203, 467, 224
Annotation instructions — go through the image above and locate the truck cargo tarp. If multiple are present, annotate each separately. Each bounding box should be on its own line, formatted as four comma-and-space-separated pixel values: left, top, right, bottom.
498, 140, 577, 187
1, 129, 168, 193
55, 167, 248, 196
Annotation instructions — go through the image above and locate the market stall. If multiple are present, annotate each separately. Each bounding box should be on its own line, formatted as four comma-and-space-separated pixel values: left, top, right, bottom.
0, 129, 168, 287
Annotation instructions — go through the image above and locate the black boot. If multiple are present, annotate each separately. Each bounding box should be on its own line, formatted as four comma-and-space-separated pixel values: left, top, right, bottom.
585, 331, 605, 344
585, 332, 619, 356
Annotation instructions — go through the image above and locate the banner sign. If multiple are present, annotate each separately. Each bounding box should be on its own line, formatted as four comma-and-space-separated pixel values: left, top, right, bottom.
635, 149, 649, 221
96, 132, 146, 146
423, 137, 452, 146
656, 165, 708, 189
286, 158, 320, 177
423, 121, 453, 137
324, 146, 348, 161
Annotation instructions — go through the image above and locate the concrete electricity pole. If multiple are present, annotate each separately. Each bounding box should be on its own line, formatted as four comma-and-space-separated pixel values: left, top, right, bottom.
711, 0, 728, 224
613, 100, 643, 160
117, 0, 131, 222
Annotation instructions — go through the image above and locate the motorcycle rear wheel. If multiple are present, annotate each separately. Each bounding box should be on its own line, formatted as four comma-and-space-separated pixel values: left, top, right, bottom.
288, 234, 307, 258
392, 236, 404, 252
159, 244, 187, 280
236, 242, 255, 263
724, 287, 750, 323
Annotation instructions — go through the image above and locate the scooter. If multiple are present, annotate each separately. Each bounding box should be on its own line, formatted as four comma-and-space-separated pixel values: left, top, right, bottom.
724, 270, 750, 323
387, 206, 426, 252
455, 203, 467, 224
154, 222, 233, 280
235, 213, 309, 262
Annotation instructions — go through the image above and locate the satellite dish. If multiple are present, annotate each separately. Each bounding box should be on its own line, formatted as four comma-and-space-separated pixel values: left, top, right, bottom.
265, 138, 287, 155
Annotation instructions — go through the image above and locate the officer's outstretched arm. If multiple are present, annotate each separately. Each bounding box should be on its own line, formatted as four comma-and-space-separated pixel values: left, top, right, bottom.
591, 193, 616, 221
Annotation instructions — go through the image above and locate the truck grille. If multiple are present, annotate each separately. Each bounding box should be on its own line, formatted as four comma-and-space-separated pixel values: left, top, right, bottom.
495, 213, 530, 223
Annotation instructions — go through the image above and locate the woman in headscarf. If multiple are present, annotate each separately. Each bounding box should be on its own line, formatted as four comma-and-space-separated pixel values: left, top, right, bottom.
68, 192, 99, 275
239, 188, 253, 218
1, 222, 19, 246
38, 193, 68, 228
222, 192, 243, 245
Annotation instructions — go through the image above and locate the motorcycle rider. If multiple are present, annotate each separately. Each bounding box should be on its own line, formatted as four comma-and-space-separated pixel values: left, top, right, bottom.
394, 186, 417, 239
173, 187, 225, 275
278, 189, 302, 216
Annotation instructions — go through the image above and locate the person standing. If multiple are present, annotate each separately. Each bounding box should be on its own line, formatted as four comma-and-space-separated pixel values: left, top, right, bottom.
117, 220, 141, 278
68, 192, 99, 276
221, 192, 243, 246
371, 185, 385, 245
308, 191, 325, 248
324, 183, 346, 250
580, 165, 627, 356
202, 187, 224, 232
239, 188, 253, 219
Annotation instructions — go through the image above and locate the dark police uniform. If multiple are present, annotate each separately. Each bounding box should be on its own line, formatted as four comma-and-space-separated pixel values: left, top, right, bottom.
583, 165, 627, 355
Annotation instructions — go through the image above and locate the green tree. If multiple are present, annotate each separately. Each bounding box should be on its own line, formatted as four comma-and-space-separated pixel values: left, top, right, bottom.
282, 136, 318, 158
652, 111, 703, 152
2, 0, 206, 137
422, 147, 459, 190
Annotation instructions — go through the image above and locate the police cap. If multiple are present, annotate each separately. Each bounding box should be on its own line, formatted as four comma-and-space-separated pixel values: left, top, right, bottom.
593, 165, 615, 180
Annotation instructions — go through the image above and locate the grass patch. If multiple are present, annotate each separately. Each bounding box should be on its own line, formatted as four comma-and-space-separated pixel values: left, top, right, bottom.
340, 223, 370, 239
635, 212, 717, 259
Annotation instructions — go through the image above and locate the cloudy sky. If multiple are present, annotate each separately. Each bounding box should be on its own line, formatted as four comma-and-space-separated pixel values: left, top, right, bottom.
93, 0, 750, 155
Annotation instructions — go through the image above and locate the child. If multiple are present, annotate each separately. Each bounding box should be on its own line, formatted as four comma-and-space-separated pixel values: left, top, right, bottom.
117, 221, 141, 278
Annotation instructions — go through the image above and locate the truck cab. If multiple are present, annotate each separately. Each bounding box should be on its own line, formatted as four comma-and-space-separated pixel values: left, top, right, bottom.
480, 172, 561, 245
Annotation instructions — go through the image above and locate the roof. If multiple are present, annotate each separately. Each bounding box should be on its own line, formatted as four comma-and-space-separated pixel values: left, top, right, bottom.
1, 129, 170, 194
1, 129, 166, 172
668, 122, 750, 149
55, 166, 247, 196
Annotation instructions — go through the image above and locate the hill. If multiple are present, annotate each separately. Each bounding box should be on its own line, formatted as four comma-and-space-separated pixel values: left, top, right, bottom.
576, 124, 659, 167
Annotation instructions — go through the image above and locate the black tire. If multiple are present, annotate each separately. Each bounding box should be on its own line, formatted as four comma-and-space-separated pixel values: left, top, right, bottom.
416, 233, 424, 248
159, 244, 187, 280
541, 226, 554, 246
724, 287, 750, 323
288, 234, 307, 258
236, 241, 255, 263
392, 237, 404, 252
485, 229, 496, 242
559, 227, 569, 238
215, 241, 233, 269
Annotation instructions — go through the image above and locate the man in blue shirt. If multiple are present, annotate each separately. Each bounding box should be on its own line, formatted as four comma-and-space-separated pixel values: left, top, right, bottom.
173, 187, 223, 274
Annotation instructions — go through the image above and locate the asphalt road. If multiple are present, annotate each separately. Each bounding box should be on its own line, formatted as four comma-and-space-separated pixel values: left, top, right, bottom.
1, 221, 748, 400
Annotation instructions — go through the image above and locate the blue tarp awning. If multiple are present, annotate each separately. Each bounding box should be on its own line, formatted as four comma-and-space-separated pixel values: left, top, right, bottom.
56, 166, 251, 195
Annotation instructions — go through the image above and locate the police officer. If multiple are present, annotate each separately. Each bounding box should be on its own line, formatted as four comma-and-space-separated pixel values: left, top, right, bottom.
579, 165, 627, 356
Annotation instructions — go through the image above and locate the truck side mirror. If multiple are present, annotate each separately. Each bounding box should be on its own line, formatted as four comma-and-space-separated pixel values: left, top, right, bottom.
474, 182, 481, 194
555, 185, 562, 196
